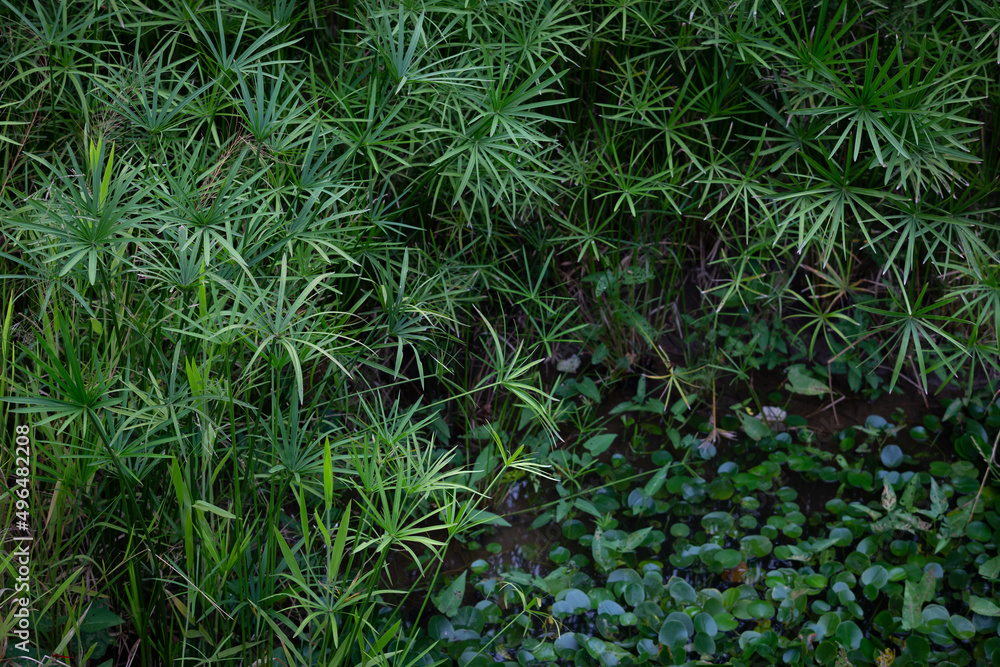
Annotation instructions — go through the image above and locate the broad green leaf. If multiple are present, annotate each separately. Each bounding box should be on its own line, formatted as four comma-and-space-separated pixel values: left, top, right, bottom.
970, 596, 1000, 617
785, 365, 829, 396
583, 433, 617, 456
736, 410, 771, 441
902, 568, 936, 630
979, 556, 1000, 580
434, 572, 467, 617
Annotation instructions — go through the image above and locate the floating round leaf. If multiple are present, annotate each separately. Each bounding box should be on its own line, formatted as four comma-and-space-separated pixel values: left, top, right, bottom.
598, 650, 619, 667
748, 600, 775, 619
553, 634, 580, 659
878, 470, 900, 486
549, 546, 571, 564
828, 526, 853, 547
861, 565, 889, 589
767, 516, 787, 531
627, 488, 654, 514
740, 534, 774, 558
670, 552, 697, 569
714, 549, 743, 569
694, 612, 718, 637
815, 611, 840, 640
857, 536, 878, 556
634, 601, 665, 627
532, 642, 557, 663
668, 578, 697, 604
585, 637, 608, 661
458, 651, 492, 667
624, 582, 645, 606
738, 630, 762, 650
788, 455, 814, 471
636, 638, 658, 659
890, 540, 915, 557
429, 616, 456, 641
453, 607, 486, 633
668, 611, 695, 635
777, 486, 798, 502
785, 510, 806, 525
693, 632, 715, 655
947, 615, 976, 641
587, 587, 615, 608
718, 461, 738, 475
922, 604, 950, 628
966, 521, 992, 542
819, 467, 840, 482
562, 519, 586, 540
608, 568, 640, 588
598, 600, 625, 617
652, 450, 673, 466
947, 569, 970, 589
881, 444, 904, 469
658, 619, 689, 645
556, 588, 591, 613
671, 523, 690, 538
733, 473, 761, 492
866, 414, 889, 430
902, 635, 930, 661
846, 469, 874, 490
714, 612, 738, 632
708, 477, 735, 500
835, 620, 863, 650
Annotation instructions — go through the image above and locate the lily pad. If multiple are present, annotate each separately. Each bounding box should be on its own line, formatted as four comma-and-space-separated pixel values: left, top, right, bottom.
835, 620, 863, 650
429, 616, 456, 641
549, 546, 571, 564
694, 612, 719, 637
668, 578, 697, 604
553, 634, 580, 659
598, 600, 626, 617
880, 444, 904, 468
748, 600, 775, 619
658, 619, 689, 645
947, 615, 976, 641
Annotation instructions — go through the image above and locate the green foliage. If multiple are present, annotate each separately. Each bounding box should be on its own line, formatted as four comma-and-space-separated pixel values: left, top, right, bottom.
429, 386, 1000, 667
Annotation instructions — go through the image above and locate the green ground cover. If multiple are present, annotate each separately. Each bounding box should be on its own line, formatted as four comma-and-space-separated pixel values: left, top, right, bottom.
1, 0, 999, 664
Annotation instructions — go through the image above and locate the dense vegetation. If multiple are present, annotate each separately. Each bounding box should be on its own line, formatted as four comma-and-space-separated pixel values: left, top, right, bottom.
1, 0, 999, 665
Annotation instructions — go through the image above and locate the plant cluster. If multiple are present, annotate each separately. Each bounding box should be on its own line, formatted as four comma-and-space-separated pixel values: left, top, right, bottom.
422, 386, 1000, 667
